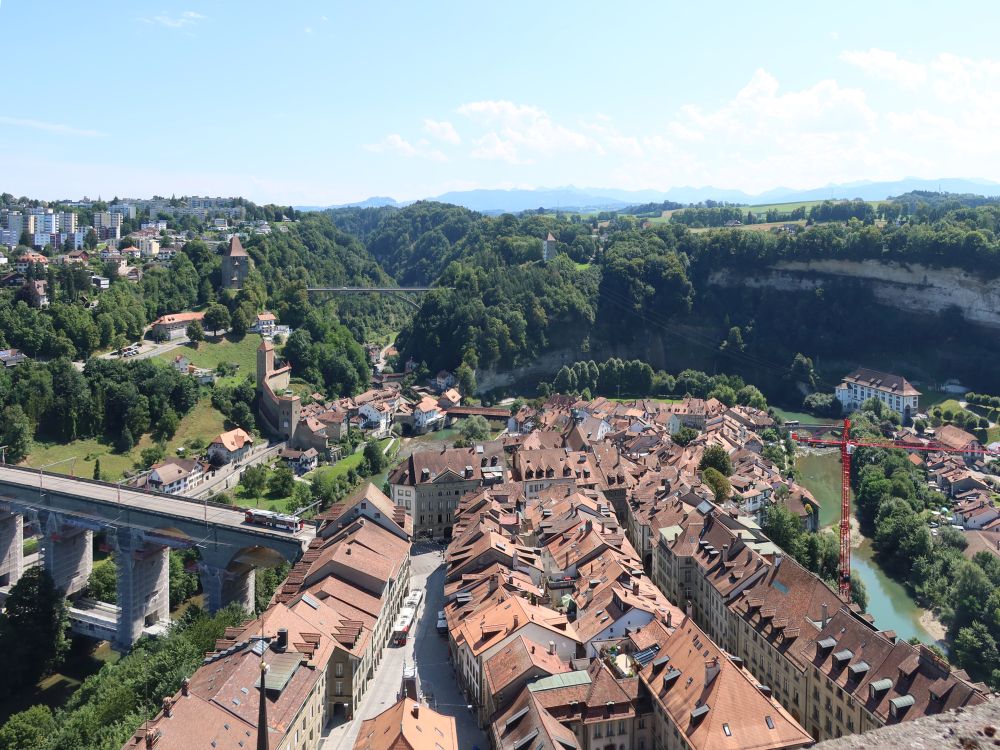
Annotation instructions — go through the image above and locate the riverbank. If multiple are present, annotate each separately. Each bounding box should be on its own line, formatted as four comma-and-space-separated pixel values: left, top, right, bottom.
919, 610, 948, 643
794, 449, 943, 647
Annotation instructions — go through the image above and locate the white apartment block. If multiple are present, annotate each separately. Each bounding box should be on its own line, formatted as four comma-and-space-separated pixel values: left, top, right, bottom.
835, 367, 920, 420
138, 237, 160, 257
109, 203, 137, 219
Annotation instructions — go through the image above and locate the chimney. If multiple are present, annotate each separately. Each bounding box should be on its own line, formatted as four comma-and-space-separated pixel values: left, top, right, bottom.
549, 640, 556, 655
489, 573, 499, 593
632, 580, 640, 595
162, 697, 174, 718
531, 644, 536, 654
512, 614, 519, 629
666, 611, 672, 628
145, 729, 159, 749
411, 704, 420, 719
705, 657, 721, 686
275, 628, 288, 652
181, 678, 190, 696
722, 544, 729, 560
686, 599, 693, 618
821, 603, 829, 629
585, 519, 593, 533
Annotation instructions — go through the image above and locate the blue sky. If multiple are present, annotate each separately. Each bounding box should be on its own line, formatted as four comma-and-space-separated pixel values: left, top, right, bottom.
2, 0, 999, 204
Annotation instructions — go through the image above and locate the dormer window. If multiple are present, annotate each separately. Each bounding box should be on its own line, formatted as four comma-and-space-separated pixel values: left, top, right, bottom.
889, 694, 915, 719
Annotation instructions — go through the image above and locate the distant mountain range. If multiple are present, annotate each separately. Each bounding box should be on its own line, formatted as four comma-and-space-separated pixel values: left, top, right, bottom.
296, 178, 1000, 214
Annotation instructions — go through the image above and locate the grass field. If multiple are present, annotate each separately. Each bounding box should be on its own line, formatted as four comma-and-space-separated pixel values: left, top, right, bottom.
795, 450, 843, 529
25, 396, 228, 481
688, 220, 807, 234
305, 438, 394, 484
772, 407, 816, 424
745, 200, 829, 214
156, 333, 263, 386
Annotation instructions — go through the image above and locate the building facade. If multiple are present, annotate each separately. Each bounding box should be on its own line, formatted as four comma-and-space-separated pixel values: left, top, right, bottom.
835, 368, 920, 420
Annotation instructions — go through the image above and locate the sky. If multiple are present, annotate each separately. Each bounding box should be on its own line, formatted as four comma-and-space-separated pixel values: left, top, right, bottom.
2, 0, 1000, 205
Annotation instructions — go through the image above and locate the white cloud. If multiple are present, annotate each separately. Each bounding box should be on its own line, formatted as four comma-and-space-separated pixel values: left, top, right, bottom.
364, 134, 446, 162
423, 119, 461, 145
840, 48, 927, 89
0, 115, 104, 137
304, 26, 313, 34
144, 11, 205, 29
457, 100, 602, 163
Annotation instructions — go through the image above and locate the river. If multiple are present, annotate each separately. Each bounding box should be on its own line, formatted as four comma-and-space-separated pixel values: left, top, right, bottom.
795, 450, 944, 648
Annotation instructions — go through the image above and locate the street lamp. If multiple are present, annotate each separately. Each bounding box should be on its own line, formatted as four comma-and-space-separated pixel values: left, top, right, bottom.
37, 456, 78, 497
0, 445, 7, 464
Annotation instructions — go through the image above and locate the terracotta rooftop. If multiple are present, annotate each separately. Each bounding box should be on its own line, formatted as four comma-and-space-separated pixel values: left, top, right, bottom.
353, 697, 458, 750
211, 427, 253, 453
639, 618, 812, 750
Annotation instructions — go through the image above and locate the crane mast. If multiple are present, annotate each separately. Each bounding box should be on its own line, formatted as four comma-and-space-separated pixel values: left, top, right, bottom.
791, 417, 1000, 605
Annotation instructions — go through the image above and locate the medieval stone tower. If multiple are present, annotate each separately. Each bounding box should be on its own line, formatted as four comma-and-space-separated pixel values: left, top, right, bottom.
221, 235, 251, 290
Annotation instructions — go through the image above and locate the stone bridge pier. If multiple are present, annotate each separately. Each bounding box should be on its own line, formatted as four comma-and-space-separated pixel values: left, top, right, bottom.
0, 511, 24, 588
43, 518, 93, 596
198, 561, 256, 614
112, 528, 170, 651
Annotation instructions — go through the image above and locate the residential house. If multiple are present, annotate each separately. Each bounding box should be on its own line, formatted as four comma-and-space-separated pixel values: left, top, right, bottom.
207, 427, 254, 465
278, 447, 319, 475
451, 595, 581, 721
14, 251, 48, 274
272, 516, 411, 717
151, 311, 205, 341
147, 459, 206, 494
438, 388, 462, 409
255, 311, 278, 336
25, 279, 49, 308
935, 424, 983, 463
434, 370, 456, 393
121, 617, 328, 750
483, 635, 571, 722
0, 349, 27, 368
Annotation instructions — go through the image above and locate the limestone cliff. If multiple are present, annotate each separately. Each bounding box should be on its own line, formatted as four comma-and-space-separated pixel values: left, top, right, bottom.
709, 260, 1000, 330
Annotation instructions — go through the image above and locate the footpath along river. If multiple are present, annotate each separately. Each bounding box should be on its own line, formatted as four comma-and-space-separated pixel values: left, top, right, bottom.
795, 450, 947, 649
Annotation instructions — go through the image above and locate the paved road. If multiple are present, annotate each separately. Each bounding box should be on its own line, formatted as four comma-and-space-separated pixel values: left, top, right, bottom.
320, 544, 488, 750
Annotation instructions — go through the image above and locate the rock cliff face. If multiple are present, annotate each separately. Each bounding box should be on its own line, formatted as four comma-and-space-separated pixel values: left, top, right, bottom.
709, 260, 1000, 329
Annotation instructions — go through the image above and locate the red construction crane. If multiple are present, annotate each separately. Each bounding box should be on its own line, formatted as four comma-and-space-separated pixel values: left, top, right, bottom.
791, 418, 1000, 603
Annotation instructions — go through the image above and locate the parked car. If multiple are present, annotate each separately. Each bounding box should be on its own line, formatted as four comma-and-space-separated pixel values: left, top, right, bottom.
436, 610, 448, 635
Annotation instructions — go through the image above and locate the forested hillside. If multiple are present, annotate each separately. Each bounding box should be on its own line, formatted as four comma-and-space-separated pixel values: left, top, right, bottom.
0, 211, 404, 467
329, 197, 1000, 400
0, 212, 405, 362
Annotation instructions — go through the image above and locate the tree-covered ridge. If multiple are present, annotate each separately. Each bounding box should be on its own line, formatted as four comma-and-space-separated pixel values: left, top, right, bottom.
351, 199, 1000, 384
359, 201, 598, 285
397, 254, 599, 373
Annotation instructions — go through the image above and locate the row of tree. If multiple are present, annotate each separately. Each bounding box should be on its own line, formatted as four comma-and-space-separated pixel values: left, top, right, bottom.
849, 398, 1000, 689
542, 358, 769, 411
0, 357, 199, 460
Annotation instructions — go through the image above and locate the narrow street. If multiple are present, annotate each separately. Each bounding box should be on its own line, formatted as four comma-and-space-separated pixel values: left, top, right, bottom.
320, 544, 488, 750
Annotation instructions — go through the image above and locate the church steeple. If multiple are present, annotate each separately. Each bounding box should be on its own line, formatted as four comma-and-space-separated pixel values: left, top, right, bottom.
257, 660, 270, 750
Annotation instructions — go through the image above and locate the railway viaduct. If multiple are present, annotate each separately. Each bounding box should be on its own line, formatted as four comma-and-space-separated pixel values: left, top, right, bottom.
0, 465, 312, 650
